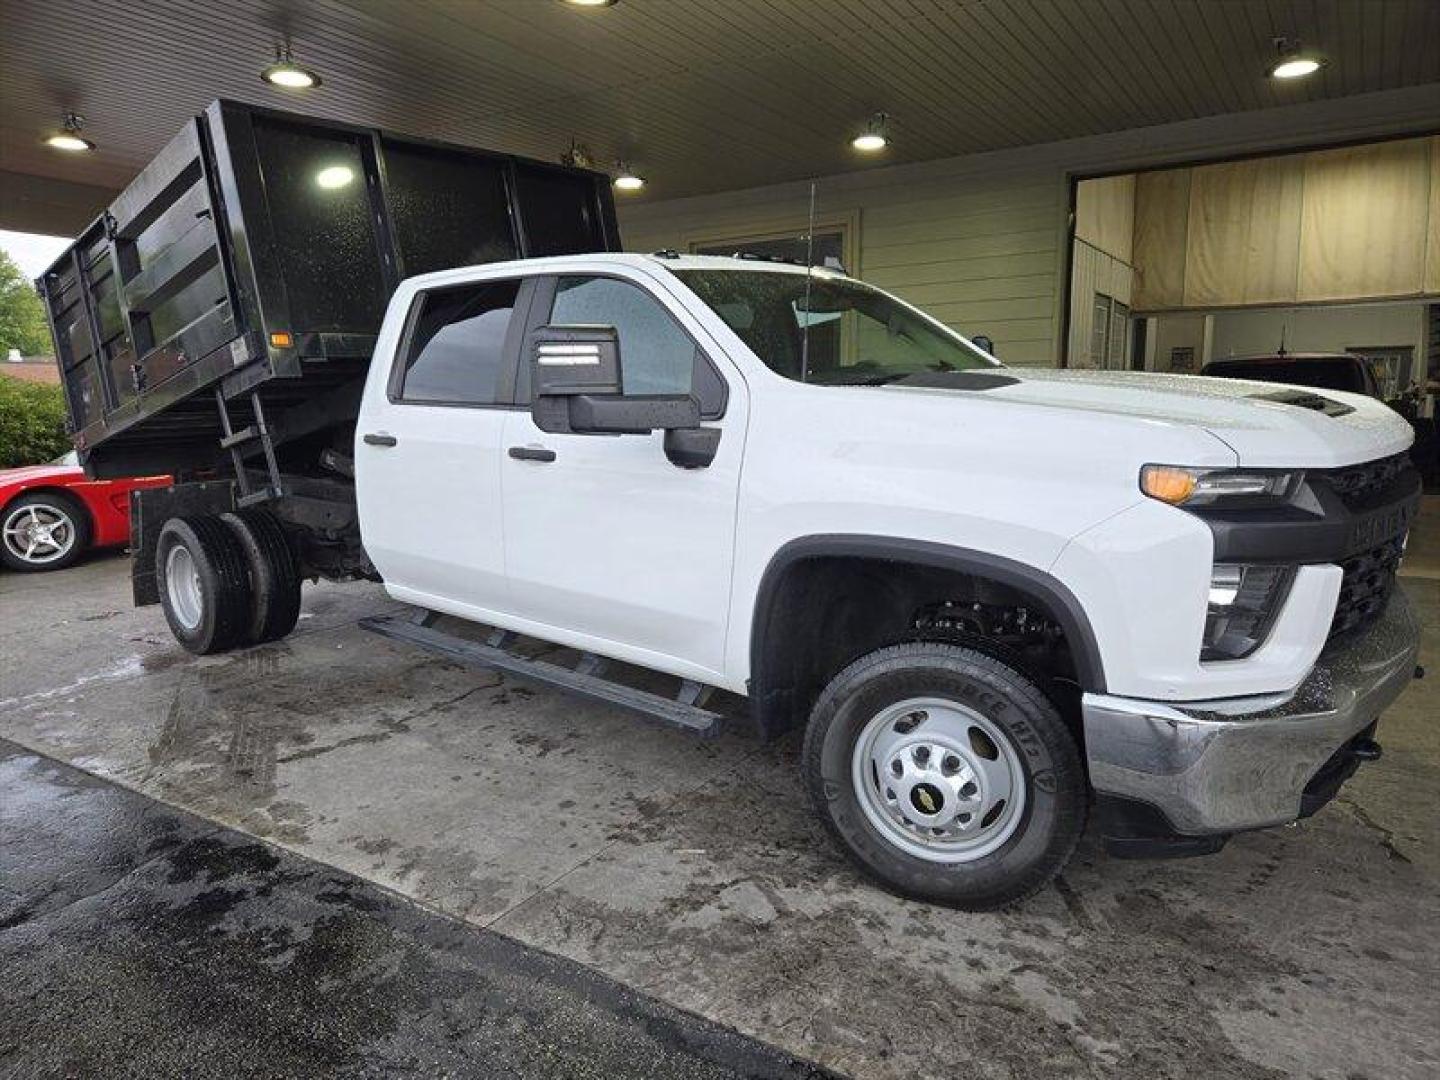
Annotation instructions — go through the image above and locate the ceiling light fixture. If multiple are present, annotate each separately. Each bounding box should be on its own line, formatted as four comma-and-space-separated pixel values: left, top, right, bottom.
261, 44, 322, 89
613, 163, 645, 192
315, 165, 355, 189
1268, 37, 1325, 80
851, 112, 890, 152
45, 113, 96, 152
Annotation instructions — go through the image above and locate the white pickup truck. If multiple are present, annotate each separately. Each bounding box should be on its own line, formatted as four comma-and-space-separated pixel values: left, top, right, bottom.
141, 252, 1422, 909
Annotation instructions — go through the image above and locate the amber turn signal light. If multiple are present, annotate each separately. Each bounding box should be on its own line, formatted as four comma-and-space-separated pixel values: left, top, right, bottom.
269, 331, 294, 348
1140, 465, 1198, 505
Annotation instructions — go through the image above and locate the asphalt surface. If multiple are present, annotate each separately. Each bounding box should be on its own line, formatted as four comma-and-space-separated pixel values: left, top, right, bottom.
2, 541, 1438, 1078
0, 739, 834, 1079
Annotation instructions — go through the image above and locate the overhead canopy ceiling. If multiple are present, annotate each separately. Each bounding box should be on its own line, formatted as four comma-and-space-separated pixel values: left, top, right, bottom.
3, 0, 1439, 235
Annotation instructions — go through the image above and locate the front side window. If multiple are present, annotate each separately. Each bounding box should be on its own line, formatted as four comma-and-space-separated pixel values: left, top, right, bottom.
400, 279, 520, 404
672, 269, 996, 385
550, 275, 696, 396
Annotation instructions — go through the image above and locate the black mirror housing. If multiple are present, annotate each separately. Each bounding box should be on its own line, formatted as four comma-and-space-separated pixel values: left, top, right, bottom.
664, 426, 721, 468
569, 394, 699, 435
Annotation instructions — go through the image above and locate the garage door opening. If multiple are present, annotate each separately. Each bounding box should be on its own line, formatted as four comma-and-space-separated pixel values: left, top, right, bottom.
1065, 136, 1440, 483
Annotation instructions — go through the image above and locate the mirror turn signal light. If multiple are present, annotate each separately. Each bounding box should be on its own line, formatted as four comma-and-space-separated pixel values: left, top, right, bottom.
270, 331, 294, 348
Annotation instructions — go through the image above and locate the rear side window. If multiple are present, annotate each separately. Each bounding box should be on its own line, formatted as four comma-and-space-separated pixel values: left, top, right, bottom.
399, 280, 521, 404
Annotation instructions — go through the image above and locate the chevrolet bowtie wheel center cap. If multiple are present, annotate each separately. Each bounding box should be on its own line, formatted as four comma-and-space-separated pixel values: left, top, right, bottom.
910, 783, 944, 815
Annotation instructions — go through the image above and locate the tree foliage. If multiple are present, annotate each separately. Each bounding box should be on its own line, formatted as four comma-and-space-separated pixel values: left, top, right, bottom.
0, 377, 70, 467
0, 248, 52, 357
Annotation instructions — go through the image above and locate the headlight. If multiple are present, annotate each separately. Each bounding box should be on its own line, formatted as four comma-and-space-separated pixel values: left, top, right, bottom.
1202, 563, 1293, 660
1141, 465, 1302, 508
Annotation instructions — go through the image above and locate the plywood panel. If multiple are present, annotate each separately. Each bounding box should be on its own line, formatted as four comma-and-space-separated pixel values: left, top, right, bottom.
1132, 169, 1191, 310
1298, 138, 1431, 301
1183, 155, 1303, 307
1075, 174, 1136, 262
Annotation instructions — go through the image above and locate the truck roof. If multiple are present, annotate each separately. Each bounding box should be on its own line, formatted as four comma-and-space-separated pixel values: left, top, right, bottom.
398, 251, 829, 292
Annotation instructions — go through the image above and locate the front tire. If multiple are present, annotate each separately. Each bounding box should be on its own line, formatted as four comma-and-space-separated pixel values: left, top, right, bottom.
803, 642, 1086, 910
0, 491, 91, 572
156, 516, 253, 655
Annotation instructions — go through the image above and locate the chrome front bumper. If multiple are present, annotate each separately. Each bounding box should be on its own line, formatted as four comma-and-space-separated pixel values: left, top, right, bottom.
1083, 588, 1421, 835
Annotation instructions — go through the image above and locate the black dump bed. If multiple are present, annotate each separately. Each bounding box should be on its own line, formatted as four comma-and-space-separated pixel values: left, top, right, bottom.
39, 100, 620, 479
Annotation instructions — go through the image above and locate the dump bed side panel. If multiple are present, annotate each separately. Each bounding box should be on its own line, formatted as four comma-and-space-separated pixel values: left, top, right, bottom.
41, 118, 236, 462
40, 100, 620, 480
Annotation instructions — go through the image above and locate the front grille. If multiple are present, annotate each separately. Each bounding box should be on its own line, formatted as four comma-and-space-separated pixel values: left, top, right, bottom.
1330, 536, 1404, 640
1318, 453, 1413, 509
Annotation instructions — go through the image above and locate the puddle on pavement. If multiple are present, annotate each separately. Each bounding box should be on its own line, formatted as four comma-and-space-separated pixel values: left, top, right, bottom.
137, 642, 482, 845
145, 647, 309, 840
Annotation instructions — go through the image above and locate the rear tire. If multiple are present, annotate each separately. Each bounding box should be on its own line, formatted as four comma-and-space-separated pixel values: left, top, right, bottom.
803, 642, 1087, 911
0, 491, 91, 573
156, 516, 253, 655
221, 510, 302, 645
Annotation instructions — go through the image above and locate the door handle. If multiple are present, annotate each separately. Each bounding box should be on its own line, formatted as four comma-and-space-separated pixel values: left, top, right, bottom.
508, 445, 557, 463
363, 433, 397, 447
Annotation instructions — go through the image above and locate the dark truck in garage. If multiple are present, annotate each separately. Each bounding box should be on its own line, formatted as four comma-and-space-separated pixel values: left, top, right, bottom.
41, 102, 1423, 910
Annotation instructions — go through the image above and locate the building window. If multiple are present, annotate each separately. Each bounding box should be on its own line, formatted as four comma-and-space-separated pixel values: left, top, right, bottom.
691, 227, 847, 270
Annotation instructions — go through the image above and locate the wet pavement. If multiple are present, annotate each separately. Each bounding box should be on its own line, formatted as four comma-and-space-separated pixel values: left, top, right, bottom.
0, 741, 832, 1079
2, 544, 1439, 1079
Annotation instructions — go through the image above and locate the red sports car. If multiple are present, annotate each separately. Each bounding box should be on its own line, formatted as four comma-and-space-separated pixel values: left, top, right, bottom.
0, 451, 170, 572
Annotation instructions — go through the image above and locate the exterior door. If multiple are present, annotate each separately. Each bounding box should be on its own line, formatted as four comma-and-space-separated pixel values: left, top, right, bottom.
356, 276, 527, 613
500, 271, 743, 679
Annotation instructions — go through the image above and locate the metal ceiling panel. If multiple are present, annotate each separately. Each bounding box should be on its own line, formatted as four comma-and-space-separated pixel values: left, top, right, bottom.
2, 0, 1438, 232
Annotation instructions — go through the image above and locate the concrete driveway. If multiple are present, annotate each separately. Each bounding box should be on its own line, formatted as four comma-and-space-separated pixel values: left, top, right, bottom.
2, 552, 1437, 1079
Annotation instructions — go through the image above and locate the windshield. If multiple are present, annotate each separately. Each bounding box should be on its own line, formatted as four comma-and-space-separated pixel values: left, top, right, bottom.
49, 450, 79, 467
672, 269, 997, 385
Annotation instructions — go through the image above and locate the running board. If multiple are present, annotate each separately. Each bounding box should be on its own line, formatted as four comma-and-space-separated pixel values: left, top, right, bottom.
359, 613, 723, 737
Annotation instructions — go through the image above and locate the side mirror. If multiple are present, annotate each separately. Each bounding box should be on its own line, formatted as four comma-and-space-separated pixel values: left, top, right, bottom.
529, 324, 701, 437
972, 334, 996, 356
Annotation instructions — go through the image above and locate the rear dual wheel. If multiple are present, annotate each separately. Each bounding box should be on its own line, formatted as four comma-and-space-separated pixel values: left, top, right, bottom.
221, 510, 302, 645
156, 511, 301, 655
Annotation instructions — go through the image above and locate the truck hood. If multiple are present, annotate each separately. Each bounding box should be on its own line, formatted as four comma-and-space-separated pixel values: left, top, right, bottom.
880, 368, 1412, 468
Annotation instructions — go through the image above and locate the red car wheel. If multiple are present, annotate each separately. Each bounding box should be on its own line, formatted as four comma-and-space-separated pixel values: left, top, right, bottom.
0, 491, 92, 573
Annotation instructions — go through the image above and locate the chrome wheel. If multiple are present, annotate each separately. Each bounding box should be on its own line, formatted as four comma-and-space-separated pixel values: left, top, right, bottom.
2, 502, 77, 566
165, 544, 204, 630
851, 696, 1026, 863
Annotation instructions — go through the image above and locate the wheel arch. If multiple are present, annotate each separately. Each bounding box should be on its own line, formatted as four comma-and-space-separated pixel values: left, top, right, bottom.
747, 535, 1107, 739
